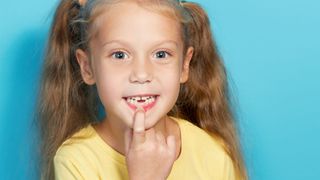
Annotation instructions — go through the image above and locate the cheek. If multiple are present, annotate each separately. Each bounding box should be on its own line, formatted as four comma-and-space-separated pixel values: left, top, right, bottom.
157, 66, 181, 95
97, 77, 117, 98
94, 66, 126, 103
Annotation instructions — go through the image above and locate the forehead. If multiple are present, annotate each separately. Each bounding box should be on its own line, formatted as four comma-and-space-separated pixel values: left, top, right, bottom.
91, 1, 182, 47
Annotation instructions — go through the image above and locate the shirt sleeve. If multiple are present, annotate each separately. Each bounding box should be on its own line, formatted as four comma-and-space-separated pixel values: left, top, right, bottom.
205, 150, 237, 180
54, 155, 85, 180
222, 154, 236, 180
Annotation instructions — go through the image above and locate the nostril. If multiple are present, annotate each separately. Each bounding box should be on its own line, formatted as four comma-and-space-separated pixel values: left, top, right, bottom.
129, 72, 153, 83
129, 63, 153, 83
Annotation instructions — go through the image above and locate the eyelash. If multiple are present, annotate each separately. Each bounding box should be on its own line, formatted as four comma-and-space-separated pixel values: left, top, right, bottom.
110, 49, 172, 60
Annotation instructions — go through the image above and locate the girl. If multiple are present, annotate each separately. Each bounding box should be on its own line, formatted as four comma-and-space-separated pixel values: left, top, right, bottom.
38, 0, 247, 179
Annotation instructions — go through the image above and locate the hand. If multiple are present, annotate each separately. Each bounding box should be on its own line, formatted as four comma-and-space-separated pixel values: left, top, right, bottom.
124, 107, 176, 180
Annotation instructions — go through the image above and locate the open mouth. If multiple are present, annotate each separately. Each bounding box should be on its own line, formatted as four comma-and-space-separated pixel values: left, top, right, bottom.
123, 95, 159, 112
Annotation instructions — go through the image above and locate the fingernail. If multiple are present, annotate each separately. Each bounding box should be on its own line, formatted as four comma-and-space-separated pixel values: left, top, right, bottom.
136, 105, 144, 112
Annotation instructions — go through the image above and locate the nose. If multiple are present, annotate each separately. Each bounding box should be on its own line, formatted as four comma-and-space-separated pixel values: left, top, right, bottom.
129, 58, 153, 84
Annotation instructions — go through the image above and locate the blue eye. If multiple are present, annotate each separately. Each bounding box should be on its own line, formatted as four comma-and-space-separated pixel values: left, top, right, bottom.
154, 51, 170, 59
111, 51, 128, 59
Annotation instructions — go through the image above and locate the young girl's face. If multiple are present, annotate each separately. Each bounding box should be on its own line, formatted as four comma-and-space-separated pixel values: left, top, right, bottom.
77, 1, 193, 129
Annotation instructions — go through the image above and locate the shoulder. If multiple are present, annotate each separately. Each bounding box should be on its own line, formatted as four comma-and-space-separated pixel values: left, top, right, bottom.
54, 124, 99, 179
55, 124, 97, 158
172, 117, 226, 154
171, 117, 236, 179
54, 124, 99, 168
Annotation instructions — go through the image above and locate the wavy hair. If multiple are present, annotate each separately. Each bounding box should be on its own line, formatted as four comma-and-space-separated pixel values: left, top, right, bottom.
38, 0, 247, 179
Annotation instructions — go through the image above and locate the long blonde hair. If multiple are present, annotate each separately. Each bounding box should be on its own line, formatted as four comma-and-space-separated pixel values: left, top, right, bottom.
38, 0, 247, 179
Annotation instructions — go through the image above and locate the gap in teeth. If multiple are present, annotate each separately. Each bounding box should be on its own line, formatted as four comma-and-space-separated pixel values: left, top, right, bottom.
127, 96, 155, 105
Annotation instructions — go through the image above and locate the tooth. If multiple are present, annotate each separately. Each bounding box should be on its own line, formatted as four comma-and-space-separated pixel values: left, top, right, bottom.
126, 96, 156, 106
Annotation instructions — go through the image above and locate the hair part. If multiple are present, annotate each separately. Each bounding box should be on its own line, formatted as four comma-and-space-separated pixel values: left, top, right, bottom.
38, 0, 247, 179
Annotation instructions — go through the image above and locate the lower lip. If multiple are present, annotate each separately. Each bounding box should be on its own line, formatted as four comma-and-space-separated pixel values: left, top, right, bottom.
124, 96, 158, 112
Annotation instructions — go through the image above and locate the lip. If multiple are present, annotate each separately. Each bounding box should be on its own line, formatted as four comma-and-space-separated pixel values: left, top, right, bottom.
123, 94, 159, 112
124, 94, 159, 98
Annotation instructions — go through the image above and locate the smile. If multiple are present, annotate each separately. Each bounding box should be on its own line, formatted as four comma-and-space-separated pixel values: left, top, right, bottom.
123, 95, 158, 112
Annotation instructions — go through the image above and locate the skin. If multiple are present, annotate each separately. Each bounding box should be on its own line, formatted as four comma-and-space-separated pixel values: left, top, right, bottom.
76, 1, 193, 179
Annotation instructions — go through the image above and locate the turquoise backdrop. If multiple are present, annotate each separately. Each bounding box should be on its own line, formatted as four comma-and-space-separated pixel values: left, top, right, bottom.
0, 0, 319, 179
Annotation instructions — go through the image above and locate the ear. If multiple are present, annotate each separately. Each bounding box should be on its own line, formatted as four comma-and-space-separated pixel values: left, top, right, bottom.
180, 46, 194, 83
76, 49, 96, 85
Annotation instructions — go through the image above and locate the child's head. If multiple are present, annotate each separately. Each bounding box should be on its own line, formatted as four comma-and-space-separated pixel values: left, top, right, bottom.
39, 0, 247, 179
74, 0, 194, 130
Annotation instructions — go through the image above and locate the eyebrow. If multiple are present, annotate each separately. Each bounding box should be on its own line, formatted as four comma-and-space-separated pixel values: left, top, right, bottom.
102, 40, 179, 48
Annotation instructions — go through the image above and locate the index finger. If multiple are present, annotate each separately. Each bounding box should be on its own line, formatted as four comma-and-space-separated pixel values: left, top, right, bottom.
132, 107, 146, 145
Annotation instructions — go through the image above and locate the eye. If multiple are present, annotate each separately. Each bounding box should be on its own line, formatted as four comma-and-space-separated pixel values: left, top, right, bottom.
154, 50, 171, 59
111, 51, 129, 60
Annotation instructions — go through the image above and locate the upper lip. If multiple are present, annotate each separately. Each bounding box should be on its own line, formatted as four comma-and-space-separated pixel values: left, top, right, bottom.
123, 94, 159, 99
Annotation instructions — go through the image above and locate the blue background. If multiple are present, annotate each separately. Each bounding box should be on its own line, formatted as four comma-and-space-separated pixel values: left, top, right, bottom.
0, 0, 319, 179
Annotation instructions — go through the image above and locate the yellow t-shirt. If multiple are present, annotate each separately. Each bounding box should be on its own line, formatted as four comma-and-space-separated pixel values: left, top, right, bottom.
54, 117, 236, 180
